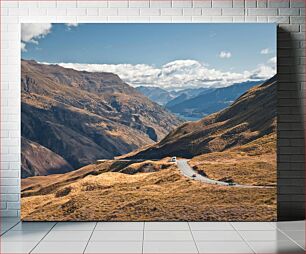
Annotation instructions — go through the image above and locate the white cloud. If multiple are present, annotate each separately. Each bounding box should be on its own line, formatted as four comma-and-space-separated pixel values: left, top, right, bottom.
66, 23, 79, 30
268, 56, 277, 64
248, 56, 276, 80
66, 23, 78, 27
219, 51, 232, 59
21, 23, 78, 51
260, 48, 271, 54
46, 59, 276, 90
21, 23, 52, 51
21, 42, 26, 52
248, 65, 275, 80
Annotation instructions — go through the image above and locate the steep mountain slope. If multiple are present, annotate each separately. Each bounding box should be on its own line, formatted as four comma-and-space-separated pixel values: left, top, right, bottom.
123, 76, 277, 159
21, 60, 182, 177
167, 81, 262, 118
136, 86, 175, 105
21, 137, 73, 178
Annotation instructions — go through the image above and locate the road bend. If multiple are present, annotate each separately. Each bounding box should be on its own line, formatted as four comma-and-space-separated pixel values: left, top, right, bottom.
177, 159, 274, 189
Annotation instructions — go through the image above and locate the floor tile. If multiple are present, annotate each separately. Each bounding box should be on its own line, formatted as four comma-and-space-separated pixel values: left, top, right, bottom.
249, 240, 305, 253
11, 222, 55, 231
90, 230, 143, 241
192, 230, 243, 241
85, 241, 143, 253
282, 230, 305, 249
42, 230, 92, 242
239, 230, 291, 241
1, 221, 20, 229
1, 229, 8, 235
1, 225, 16, 235
239, 230, 288, 241
32, 241, 87, 253
231, 222, 275, 231
52, 222, 96, 231
1, 220, 20, 233
197, 241, 253, 253
96, 222, 143, 231
189, 222, 234, 231
296, 241, 305, 250
143, 241, 198, 253
144, 230, 193, 241
145, 222, 189, 231
275, 221, 305, 231
282, 230, 305, 241
1, 241, 37, 253
1, 231, 47, 242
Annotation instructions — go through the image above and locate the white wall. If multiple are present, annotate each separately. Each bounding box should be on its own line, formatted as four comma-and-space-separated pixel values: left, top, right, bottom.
1, 0, 305, 218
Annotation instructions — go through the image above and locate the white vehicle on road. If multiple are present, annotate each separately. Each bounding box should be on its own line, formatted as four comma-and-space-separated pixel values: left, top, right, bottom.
170, 156, 177, 162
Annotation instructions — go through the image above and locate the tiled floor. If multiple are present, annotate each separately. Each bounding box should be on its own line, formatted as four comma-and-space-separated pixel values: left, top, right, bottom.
0, 218, 304, 253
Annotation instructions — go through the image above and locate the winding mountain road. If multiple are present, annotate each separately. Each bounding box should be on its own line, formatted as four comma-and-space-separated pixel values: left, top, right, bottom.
177, 159, 274, 189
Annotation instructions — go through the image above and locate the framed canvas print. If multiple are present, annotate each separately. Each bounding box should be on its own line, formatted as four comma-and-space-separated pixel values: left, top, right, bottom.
21, 23, 277, 221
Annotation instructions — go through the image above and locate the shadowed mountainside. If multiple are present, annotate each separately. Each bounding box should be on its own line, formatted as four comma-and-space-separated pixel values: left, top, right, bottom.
21, 60, 182, 177
21, 137, 73, 178
122, 75, 277, 159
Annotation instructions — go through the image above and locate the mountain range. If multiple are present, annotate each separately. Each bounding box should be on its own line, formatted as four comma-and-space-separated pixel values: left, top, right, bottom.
135, 86, 175, 105
122, 75, 277, 160
166, 80, 263, 119
136, 86, 209, 106
137, 81, 264, 120
21, 60, 182, 178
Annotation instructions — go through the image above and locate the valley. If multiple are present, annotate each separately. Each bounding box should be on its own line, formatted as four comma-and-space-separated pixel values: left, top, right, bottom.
21, 68, 277, 221
121, 76, 276, 160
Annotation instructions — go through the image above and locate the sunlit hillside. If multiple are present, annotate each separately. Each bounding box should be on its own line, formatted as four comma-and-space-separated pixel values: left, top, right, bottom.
21, 159, 276, 221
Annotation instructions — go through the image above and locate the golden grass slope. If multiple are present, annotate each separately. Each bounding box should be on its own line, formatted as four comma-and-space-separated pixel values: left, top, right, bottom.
189, 134, 276, 186
21, 159, 276, 221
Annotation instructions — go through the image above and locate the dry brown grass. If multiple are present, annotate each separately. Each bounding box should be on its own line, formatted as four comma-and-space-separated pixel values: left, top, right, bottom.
21, 159, 276, 221
189, 134, 276, 186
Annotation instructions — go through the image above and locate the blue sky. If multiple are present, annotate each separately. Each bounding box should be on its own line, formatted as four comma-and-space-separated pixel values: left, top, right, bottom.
21, 23, 276, 89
